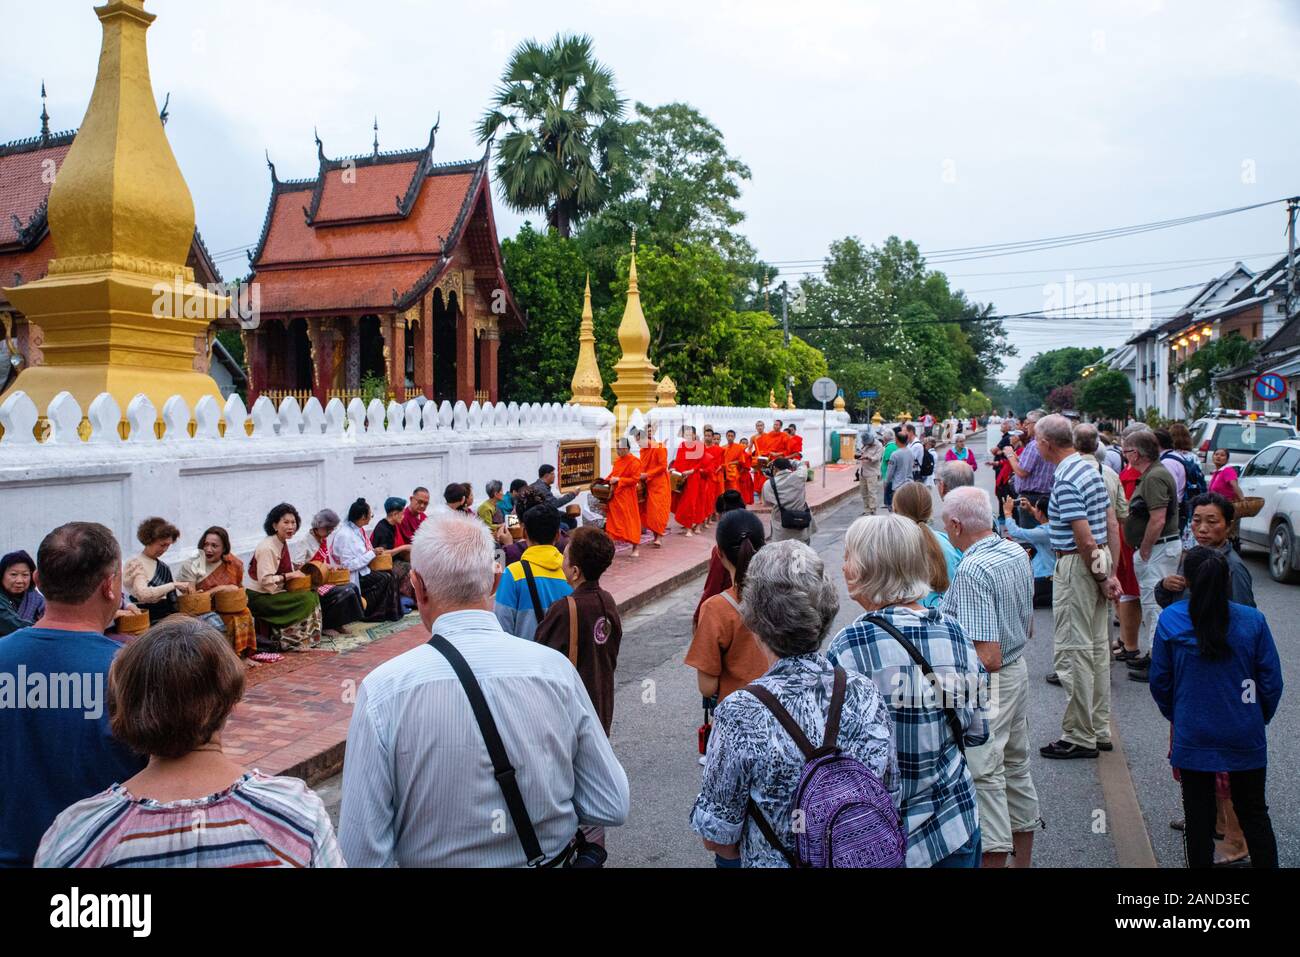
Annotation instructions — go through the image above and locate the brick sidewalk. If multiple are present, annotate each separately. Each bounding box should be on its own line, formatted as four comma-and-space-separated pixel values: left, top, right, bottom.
223, 462, 865, 782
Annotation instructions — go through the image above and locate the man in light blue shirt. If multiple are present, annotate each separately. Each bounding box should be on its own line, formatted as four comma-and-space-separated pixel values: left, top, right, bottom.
339, 511, 628, 867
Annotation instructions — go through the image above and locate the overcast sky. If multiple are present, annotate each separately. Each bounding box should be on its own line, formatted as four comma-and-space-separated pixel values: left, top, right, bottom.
5, 0, 1299, 382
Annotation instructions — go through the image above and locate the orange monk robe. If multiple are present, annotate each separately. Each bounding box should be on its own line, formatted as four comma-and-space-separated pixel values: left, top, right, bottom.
752, 431, 780, 495
723, 442, 747, 492
672, 442, 709, 527
738, 446, 756, 504
766, 431, 791, 459
639, 443, 671, 536
604, 453, 643, 546
785, 434, 804, 461
703, 444, 725, 513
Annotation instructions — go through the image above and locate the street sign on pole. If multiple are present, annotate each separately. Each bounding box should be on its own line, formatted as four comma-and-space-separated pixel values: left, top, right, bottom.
864, 390, 878, 399
812, 377, 837, 489
1254, 373, 1286, 403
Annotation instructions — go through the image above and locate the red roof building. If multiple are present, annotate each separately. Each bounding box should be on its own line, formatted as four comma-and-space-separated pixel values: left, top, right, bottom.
246, 124, 523, 406
0, 109, 224, 396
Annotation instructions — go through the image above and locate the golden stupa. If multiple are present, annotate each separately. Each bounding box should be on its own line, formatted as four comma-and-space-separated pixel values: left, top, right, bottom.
609, 232, 658, 424
2, 0, 224, 413
569, 274, 604, 407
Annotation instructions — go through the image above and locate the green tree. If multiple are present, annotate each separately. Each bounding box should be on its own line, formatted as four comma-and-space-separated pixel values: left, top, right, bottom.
1177, 334, 1258, 418
1078, 369, 1134, 420
478, 34, 629, 237
499, 223, 619, 403
795, 235, 1009, 410
1016, 346, 1105, 407
834, 358, 917, 419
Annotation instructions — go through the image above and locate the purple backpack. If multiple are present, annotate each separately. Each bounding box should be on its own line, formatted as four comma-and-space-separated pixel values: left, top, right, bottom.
744, 667, 905, 868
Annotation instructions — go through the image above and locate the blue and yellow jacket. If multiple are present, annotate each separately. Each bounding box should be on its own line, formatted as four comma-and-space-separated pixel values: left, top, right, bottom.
493, 544, 573, 641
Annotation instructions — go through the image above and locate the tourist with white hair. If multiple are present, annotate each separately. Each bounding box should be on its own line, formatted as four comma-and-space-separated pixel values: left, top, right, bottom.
338, 510, 629, 867
690, 540, 900, 868
941, 486, 1040, 867
828, 515, 988, 868
1034, 413, 1121, 760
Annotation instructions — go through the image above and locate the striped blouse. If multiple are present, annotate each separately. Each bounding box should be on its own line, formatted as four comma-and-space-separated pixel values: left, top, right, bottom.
33, 770, 345, 868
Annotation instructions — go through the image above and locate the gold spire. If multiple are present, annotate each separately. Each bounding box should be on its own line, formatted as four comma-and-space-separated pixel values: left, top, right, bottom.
655, 375, 678, 408
833, 391, 846, 412
2, 0, 224, 412
610, 230, 658, 424
786, 389, 795, 410
769, 388, 778, 410
569, 273, 604, 407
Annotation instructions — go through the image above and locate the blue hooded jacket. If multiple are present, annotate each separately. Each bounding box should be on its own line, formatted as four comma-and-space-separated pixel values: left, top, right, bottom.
1149, 600, 1283, 772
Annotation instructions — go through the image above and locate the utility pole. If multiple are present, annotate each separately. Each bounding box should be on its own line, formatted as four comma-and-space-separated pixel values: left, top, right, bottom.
781, 281, 794, 398
1287, 197, 1298, 319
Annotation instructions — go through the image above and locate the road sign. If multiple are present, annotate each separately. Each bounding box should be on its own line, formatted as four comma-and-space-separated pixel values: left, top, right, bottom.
863, 390, 879, 399
857, 389, 869, 399
812, 377, 838, 404
1254, 373, 1287, 402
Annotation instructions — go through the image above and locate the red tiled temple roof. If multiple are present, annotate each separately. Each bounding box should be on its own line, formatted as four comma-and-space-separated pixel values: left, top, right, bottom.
255, 260, 435, 315
249, 127, 522, 326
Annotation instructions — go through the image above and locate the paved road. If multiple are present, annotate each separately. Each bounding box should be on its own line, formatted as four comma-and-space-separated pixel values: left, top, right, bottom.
315, 430, 1297, 866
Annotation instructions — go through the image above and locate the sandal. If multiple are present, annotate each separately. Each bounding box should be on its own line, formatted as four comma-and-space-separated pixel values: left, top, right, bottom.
1213, 854, 1251, 868
1112, 647, 1141, 662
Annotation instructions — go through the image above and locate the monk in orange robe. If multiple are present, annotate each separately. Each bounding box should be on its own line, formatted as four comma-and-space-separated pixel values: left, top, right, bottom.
638, 425, 671, 546
605, 438, 643, 556
736, 438, 755, 504
671, 426, 708, 535
703, 433, 725, 525
784, 424, 804, 462
723, 430, 747, 493
766, 420, 790, 460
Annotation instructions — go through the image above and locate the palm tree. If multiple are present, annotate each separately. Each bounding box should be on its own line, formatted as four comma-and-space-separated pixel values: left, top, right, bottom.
477, 34, 628, 238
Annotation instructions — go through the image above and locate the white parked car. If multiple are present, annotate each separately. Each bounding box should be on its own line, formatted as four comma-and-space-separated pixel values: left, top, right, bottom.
1236, 439, 1300, 583
1188, 410, 1297, 470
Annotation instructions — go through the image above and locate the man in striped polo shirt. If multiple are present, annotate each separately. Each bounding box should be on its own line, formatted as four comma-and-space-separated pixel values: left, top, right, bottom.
1035, 414, 1122, 760
941, 486, 1039, 867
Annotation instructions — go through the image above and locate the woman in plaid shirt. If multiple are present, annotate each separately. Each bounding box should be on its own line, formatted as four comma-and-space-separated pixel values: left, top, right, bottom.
828, 514, 989, 867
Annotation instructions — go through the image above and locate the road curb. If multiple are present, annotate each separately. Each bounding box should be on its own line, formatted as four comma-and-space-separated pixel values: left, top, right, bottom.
1098, 705, 1159, 867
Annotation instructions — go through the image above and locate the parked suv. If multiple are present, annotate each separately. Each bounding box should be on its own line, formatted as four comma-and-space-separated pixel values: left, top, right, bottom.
1236, 439, 1300, 583
1188, 410, 1297, 469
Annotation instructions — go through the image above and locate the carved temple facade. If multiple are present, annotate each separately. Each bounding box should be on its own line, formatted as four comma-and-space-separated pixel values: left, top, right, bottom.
245, 127, 524, 406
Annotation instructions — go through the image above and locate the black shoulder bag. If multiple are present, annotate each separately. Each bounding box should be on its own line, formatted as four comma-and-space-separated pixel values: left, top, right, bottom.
865, 613, 966, 755
520, 559, 547, 624
427, 634, 604, 867
769, 473, 813, 530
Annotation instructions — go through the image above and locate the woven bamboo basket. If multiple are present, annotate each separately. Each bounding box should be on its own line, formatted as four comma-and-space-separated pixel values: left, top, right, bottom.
303, 560, 329, 588
670, 471, 688, 493
285, 574, 312, 592
591, 481, 613, 502
177, 591, 212, 616
117, 611, 150, 635
565, 503, 581, 517
1237, 496, 1265, 519
636, 477, 648, 503
369, 552, 393, 571
325, 567, 351, 586
214, 588, 248, 613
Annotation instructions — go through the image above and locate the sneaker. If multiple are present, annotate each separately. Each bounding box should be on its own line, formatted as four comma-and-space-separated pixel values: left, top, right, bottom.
1040, 740, 1098, 760
1045, 672, 1061, 686
1096, 741, 1114, 752
698, 754, 707, 766
1128, 669, 1150, 683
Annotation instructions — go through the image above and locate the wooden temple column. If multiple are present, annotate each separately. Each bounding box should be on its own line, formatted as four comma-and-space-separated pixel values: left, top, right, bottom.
345, 320, 361, 391
389, 313, 406, 401
478, 325, 501, 403
455, 295, 475, 404
307, 317, 335, 405
419, 301, 434, 399
242, 327, 268, 404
